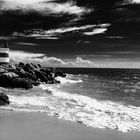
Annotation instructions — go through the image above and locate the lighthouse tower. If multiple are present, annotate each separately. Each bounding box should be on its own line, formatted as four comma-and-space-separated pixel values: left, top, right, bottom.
0, 40, 10, 65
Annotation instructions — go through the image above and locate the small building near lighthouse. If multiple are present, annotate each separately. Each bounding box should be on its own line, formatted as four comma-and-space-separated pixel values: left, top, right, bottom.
0, 40, 10, 65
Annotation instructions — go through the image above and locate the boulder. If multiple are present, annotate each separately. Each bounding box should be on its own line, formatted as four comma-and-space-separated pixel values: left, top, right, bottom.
37, 64, 41, 68
3, 72, 19, 79
40, 68, 51, 75
34, 70, 48, 83
0, 63, 66, 89
31, 63, 39, 69
24, 63, 35, 71
55, 70, 66, 77
18, 62, 25, 68
25, 78, 40, 86
0, 92, 10, 105
16, 67, 26, 75
10, 78, 33, 89
0, 68, 8, 74
0, 72, 19, 87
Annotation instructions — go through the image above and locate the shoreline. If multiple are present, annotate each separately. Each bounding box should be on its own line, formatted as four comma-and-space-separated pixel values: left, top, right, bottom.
0, 111, 140, 140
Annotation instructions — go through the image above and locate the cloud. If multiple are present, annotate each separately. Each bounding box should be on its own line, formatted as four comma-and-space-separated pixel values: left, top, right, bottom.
0, 0, 91, 16
15, 42, 38, 46
132, 0, 140, 3
123, 0, 140, 4
12, 24, 110, 39
25, 24, 96, 39
11, 51, 140, 68
9, 50, 45, 59
83, 28, 107, 36
105, 36, 124, 39
9, 51, 66, 67
69, 57, 96, 67
9, 51, 101, 67
83, 24, 110, 36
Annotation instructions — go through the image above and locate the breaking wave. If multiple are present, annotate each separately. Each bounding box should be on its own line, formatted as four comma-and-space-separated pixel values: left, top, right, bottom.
1, 74, 140, 133
55, 75, 83, 84
0, 83, 140, 133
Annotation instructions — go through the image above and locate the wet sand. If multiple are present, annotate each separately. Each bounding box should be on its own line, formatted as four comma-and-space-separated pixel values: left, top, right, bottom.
0, 112, 140, 140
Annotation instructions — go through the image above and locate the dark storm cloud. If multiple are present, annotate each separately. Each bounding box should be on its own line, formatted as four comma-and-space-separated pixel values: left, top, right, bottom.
0, 0, 140, 41
0, 0, 92, 35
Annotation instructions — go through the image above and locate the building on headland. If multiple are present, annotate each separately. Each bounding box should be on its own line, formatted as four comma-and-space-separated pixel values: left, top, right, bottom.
0, 40, 10, 65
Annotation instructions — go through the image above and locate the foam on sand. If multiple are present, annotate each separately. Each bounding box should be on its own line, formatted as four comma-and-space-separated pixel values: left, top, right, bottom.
1, 82, 140, 133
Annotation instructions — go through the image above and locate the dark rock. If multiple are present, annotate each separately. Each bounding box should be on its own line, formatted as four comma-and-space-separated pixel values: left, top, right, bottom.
40, 68, 51, 74
16, 67, 38, 81
55, 70, 66, 78
26, 72, 38, 81
0, 63, 66, 89
16, 67, 26, 74
37, 64, 41, 68
0, 72, 19, 87
25, 63, 34, 70
25, 78, 40, 86
31, 63, 37, 69
18, 62, 25, 68
10, 78, 33, 89
0, 68, 8, 74
0, 92, 10, 105
3, 72, 19, 79
34, 70, 48, 83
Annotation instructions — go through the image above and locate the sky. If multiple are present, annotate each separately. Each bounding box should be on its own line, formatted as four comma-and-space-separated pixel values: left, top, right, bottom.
0, 0, 140, 68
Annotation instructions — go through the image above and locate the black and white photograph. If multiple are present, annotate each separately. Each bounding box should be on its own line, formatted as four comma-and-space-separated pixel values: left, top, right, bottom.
0, 0, 140, 139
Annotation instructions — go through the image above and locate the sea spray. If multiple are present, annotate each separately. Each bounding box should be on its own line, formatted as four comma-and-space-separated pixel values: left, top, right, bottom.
1, 74, 140, 132
55, 75, 83, 84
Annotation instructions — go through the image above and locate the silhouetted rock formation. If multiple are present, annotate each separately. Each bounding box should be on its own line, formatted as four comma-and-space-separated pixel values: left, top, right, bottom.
0, 62, 66, 89
55, 70, 66, 78
0, 92, 10, 105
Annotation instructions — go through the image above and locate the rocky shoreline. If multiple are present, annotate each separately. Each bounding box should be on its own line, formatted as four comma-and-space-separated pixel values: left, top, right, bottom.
0, 62, 66, 105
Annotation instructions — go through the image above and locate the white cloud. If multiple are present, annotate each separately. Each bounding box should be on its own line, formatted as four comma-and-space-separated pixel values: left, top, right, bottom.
1, 0, 47, 5
43, 25, 96, 34
15, 42, 37, 46
13, 24, 110, 39
83, 24, 110, 36
25, 25, 96, 39
9, 51, 140, 68
84, 28, 107, 36
9, 50, 45, 59
70, 57, 96, 67
9, 51, 66, 67
132, 0, 140, 3
1, 0, 91, 16
9, 51, 101, 67
123, 0, 140, 4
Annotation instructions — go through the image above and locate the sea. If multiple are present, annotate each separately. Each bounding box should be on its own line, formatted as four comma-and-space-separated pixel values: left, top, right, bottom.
1, 67, 140, 132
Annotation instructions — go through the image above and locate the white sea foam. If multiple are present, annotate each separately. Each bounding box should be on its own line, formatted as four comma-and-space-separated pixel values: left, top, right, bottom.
1, 83, 140, 133
55, 76, 83, 84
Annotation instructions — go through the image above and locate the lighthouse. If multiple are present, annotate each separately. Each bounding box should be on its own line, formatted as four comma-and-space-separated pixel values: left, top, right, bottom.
0, 40, 10, 65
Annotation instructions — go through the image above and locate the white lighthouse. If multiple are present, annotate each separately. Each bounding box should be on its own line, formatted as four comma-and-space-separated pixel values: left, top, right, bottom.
0, 40, 9, 64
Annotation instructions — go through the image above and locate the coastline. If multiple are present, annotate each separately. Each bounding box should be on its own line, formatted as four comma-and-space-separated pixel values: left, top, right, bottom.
0, 111, 140, 140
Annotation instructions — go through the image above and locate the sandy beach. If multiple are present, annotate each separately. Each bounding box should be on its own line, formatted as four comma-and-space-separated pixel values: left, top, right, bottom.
0, 112, 139, 140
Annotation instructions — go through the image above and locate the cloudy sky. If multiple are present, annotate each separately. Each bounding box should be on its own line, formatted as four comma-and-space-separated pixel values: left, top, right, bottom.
0, 0, 140, 68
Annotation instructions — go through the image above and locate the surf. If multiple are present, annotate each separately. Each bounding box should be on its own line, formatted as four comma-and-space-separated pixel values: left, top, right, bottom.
1, 74, 140, 133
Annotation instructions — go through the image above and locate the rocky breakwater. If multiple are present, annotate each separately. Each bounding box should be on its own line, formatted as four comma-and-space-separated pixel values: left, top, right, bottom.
0, 62, 66, 105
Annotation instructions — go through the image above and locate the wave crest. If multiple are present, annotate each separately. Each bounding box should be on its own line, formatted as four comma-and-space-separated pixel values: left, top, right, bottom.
1, 76, 140, 132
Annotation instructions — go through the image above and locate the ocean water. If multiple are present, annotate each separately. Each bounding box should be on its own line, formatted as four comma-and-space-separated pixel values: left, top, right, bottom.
1, 68, 140, 132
